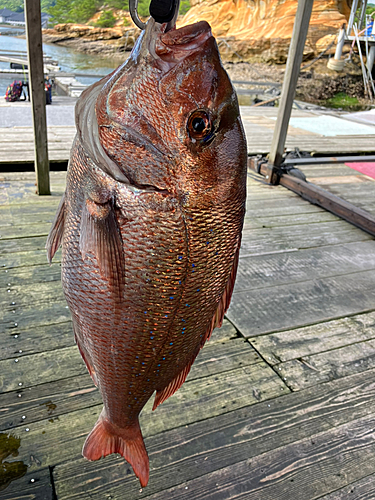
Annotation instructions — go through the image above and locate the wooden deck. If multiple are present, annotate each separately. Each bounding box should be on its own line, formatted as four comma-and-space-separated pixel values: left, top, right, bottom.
1, 104, 375, 166
1, 164, 375, 499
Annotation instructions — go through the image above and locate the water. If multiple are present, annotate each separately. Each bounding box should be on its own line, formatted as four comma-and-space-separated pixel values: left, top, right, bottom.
0, 31, 126, 95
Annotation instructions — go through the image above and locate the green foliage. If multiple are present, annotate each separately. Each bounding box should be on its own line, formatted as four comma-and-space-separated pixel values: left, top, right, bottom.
179, 0, 190, 15
136, 0, 150, 18
132, 0, 190, 18
49, 0, 100, 24
326, 92, 359, 109
0, 0, 190, 25
0, 0, 23, 12
95, 10, 116, 27
354, 3, 375, 27
106, 0, 128, 8
0, 0, 54, 12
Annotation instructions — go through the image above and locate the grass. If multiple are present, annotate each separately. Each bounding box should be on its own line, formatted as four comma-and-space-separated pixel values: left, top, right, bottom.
325, 92, 359, 109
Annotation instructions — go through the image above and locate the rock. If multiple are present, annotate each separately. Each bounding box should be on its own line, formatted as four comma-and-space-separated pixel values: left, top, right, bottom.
43, 23, 140, 54
42, 1, 351, 62
179, 0, 351, 62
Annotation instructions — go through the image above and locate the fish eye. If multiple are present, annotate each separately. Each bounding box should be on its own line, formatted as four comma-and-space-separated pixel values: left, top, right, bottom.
187, 110, 213, 142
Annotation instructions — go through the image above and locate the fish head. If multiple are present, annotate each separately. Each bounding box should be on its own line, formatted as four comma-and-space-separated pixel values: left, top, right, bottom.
79, 19, 246, 198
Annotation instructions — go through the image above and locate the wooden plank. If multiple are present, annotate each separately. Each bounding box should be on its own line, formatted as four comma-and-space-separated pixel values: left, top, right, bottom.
249, 310, 375, 365
227, 270, 375, 337
0, 212, 57, 228
0, 345, 86, 393
0, 236, 50, 255
0, 467, 54, 500
240, 221, 372, 256
0, 338, 260, 394
0, 263, 61, 288
319, 473, 375, 499
0, 372, 98, 432
250, 162, 375, 236
0, 301, 71, 332
236, 241, 375, 293
25, 0, 50, 195
280, 174, 375, 236
0, 223, 52, 240
275, 339, 375, 391
1, 281, 64, 308
1, 220, 369, 261
141, 415, 375, 500
52, 368, 375, 499
245, 196, 329, 218
248, 210, 339, 228
0, 321, 73, 362
1, 248, 61, 269
0, 331, 249, 433
1, 362, 286, 481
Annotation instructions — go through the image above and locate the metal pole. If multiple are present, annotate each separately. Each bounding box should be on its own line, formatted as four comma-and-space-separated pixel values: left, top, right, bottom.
367, 45, 375, 73
347, 0, 360, 36
24, 0, 50, 195
334, 26, 346, 60
267, 0, 314, 172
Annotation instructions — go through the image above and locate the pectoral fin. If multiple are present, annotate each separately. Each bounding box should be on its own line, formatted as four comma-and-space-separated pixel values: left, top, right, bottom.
46, 193, 66, 263
79, 198, 125, 296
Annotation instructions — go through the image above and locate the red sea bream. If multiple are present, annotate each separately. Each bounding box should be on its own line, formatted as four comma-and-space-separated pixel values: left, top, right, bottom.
47, 17, 247, 487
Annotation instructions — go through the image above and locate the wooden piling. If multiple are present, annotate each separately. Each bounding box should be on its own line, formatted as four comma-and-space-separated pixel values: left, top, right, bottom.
24, 0, 50, 195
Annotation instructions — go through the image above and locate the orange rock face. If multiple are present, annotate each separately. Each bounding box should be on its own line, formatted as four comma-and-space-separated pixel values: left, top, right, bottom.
179, 0, 351, 62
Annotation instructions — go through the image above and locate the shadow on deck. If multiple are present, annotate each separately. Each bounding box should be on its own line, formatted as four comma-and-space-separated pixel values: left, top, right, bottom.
1, 166, 375, 499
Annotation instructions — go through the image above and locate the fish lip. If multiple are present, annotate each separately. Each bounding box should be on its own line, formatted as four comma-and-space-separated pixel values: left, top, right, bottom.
159, 21, 212, 50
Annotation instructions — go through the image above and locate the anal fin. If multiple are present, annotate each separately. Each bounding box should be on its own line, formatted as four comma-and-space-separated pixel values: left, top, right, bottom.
46, 192, 66, 263
153, 352, 198, 411
153, 239, 242, 411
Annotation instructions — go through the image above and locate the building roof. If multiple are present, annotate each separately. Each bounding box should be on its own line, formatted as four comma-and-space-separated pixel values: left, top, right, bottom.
0, 8, 15, 17
8, 11, 25, 22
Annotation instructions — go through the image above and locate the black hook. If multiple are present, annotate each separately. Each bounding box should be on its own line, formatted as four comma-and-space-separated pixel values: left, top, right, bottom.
149, 0, 180, 24
129, 0, 180, 30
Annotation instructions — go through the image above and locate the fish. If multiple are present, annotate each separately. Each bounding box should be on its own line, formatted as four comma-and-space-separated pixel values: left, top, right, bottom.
46, 17, 247, 487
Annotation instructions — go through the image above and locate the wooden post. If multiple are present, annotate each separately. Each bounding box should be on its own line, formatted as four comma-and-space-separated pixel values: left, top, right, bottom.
267, 0, 314, 173
24, 0, 50, 195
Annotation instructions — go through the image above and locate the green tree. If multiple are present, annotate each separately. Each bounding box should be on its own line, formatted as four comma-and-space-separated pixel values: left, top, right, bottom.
48, 0, 74, 23
49, 0, 100, 24
73, 0, 99, 23
131, 0, 190, 17
179, 0, 190, 15
95, 10, 116, 27
0, 0, 24, 12
106, 0, 128, 8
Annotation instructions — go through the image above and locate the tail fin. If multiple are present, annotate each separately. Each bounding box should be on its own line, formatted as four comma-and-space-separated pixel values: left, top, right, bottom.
82, 409, 149, 487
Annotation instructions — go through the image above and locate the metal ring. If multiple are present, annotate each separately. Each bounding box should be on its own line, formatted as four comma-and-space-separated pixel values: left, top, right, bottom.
129, 0, 147, 30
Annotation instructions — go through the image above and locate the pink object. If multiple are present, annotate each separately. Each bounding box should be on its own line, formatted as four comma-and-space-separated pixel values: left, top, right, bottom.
345, 162, 375, 179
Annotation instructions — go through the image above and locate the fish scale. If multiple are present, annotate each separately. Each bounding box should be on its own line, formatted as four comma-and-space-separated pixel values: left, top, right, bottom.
46, 18, 247, 487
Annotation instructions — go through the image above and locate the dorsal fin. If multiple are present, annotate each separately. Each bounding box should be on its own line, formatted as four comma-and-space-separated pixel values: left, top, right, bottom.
46, 192, 66, 263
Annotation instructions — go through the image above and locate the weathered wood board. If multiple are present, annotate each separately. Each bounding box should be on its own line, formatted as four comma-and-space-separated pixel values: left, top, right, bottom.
1, 168, 375, 499
53, 369, 375, 499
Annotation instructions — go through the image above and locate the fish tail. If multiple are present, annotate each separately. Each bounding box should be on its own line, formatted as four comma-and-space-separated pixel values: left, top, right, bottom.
82, 409, 149, 487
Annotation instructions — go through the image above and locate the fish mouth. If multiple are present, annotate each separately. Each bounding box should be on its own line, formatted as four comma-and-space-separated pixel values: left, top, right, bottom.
147, 20, 213, 67
160, 21, 212, 47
